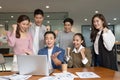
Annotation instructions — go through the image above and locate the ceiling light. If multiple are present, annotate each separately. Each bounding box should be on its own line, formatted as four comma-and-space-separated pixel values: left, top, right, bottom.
46, 6, 50, 8
47, 21, 50, 23
95, 11, 99, 13
108, 23, 111, 25
84, 18, 88, 21
47, 15, 50, 18
113, 18, 117, 21
0, 6, 2, 9
5, 21, 8, 23
0, 24, 4, 27
90, 28, 92, 31
11, 16, 14, 18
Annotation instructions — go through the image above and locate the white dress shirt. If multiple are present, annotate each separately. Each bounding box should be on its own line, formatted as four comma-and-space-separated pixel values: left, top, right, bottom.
29, 23, 46, 55
94, 30, 115, 55
94, 30, 102, 55
102, 30, 115, 51
48, 48, 53, 69
33, 26, 40, 55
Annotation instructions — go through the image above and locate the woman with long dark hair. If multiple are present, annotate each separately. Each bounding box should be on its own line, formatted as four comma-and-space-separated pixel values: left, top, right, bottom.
7, 15, 33, 72
7, 15, 33, 55
90, 13, 118, 70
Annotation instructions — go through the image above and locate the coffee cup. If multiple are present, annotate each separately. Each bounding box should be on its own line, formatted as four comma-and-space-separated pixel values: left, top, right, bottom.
62, 63, 67, 73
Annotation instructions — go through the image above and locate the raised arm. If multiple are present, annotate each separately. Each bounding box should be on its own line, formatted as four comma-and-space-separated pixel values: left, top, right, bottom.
7, 24, 17, 47
102, 28, 115, 51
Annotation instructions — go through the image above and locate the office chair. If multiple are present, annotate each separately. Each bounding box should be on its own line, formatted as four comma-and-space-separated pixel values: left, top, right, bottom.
0, 54, 6, 71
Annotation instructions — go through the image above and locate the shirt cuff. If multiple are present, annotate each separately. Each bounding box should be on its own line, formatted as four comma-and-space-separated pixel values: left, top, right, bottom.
66, 56, 71, 61
82, 57, 88, 64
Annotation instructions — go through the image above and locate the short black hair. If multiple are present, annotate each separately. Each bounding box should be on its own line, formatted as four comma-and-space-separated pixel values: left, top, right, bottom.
44, 31, 56, 39
34, 9, 44, 17
63, 18, 74, 25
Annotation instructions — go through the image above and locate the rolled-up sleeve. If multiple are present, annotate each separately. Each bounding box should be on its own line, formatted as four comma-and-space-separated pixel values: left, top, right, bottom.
82, 57, 88, 64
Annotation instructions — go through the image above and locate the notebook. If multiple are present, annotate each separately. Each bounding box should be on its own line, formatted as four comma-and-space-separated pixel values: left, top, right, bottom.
17, 55, 53, 75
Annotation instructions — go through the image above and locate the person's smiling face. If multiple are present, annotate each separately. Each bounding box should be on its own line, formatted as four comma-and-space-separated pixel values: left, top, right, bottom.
45, 33, 56, 49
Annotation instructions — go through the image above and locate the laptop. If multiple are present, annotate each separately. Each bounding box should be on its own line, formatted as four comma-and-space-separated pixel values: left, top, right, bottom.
17, 55, 53, 76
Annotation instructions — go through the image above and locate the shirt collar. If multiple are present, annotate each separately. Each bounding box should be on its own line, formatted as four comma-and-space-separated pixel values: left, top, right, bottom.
33, 23, 42, 27
98, 30, 102, 35
72, 45, 84, 53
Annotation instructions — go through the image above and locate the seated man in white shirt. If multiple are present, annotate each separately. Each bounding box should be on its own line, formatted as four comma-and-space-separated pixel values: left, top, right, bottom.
38, 31, 65, 69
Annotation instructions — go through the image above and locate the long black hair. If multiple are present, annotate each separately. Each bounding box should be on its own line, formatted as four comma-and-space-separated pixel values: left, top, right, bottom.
16, 15, 30, 38
90, 14, 109, 42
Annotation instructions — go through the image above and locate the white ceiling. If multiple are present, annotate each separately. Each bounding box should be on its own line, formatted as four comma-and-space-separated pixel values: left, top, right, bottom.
0, 0, 120, 25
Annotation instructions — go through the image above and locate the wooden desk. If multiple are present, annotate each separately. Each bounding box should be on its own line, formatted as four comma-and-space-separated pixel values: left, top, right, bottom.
0, 67, 120, 80
3, 53, 13, 57
115, 41, 120, 45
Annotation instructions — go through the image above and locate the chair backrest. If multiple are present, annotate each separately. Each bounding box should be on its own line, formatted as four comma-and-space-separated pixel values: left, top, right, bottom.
0, 54, 5, 64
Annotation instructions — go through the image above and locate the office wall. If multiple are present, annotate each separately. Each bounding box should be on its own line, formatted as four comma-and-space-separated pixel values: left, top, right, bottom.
0, 27, 8, 48
115, 24, 120, 41
69, 12, 82, 33
69, 12, 120, 42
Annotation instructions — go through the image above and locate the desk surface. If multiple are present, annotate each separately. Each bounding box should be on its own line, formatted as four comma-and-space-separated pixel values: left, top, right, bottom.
3, 53, 13, 57
0, 67, 120, 80
115, 41, 120, 45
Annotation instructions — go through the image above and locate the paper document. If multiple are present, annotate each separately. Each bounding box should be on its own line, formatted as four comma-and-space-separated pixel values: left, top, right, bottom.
39, 76, 74, 80
0, 74, 32, 80
76, 72, 100, 78
53, 72, 78, 80
39, 76, 55, 80
39, 72, 77, 80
